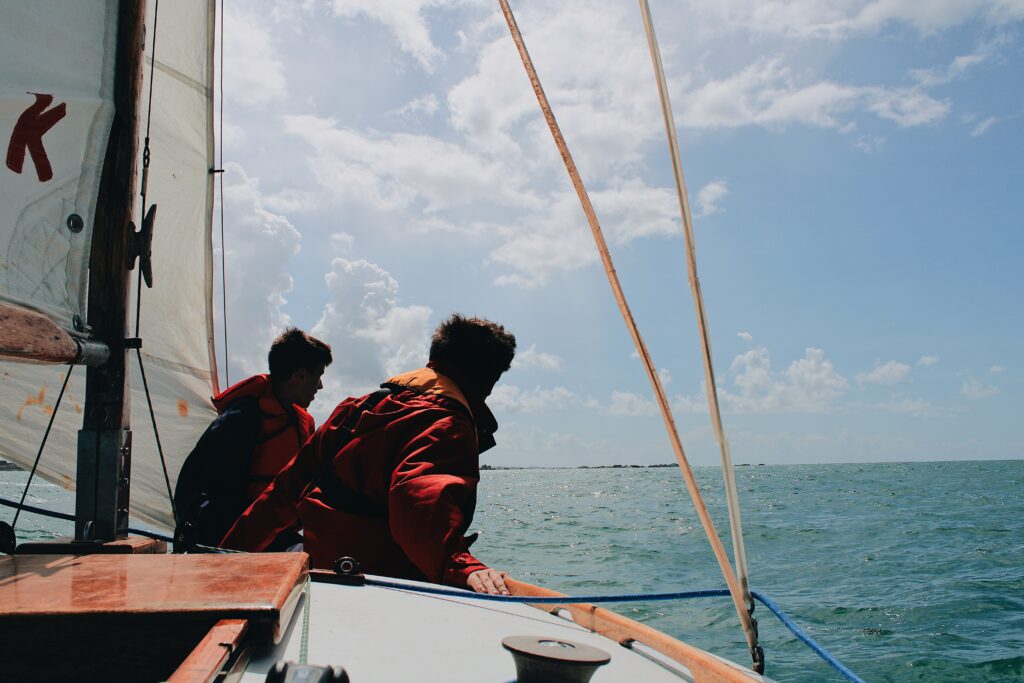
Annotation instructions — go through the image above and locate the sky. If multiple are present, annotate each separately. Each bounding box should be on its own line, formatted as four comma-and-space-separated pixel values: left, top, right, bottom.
212, 0, 1024, 467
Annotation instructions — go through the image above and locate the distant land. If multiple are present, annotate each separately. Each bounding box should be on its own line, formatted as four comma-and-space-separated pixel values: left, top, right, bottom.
480, 463, 764, 470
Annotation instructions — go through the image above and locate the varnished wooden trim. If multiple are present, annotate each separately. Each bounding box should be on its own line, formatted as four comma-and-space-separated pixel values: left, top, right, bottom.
507, 578, 762, 683
167, 619, 249, 683
0, 302, 79, 363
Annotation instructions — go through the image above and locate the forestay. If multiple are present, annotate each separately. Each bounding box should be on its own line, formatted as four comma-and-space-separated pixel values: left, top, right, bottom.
0, 1, 218, 531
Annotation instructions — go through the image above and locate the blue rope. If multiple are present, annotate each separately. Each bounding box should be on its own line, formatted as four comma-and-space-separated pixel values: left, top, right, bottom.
363, 577, 865, 683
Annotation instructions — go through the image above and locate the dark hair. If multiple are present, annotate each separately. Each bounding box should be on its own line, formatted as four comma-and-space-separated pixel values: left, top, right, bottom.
429, 314, 516, 386
268, 328, 332, 381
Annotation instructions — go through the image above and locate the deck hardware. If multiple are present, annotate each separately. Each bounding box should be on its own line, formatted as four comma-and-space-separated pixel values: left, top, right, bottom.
502, 635, 610, 683
66, 213, 84, 233
124, 337, 142, 350
330, 556, 365, 585
265, 661, 349, 682
127, 204, 156, 287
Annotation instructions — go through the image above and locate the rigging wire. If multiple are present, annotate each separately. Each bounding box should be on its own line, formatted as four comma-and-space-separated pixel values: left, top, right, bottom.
10, 366, 74, 530
636, 0, 757, 651
131, 0, 177, 525
218, 0, 230, 388
496, 0, 761, 670
360, 577, 865, 683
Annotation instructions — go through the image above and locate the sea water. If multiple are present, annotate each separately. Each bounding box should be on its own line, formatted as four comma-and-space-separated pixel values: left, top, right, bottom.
3, 460, 1021, 683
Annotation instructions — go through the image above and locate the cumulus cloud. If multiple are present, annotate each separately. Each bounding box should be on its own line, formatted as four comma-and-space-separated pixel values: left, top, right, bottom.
857, 360, 911, 386
989, 365, 1006, 374
512, 344, 564, 372
309, 258, 432, 416
447, 2, 664, 175
224, 7, 288, 107
586, 391, 658, 417
738, 331, 754, 342
322, 0, 480, 71
330, 232, 355, 255
489, 385, 575, 413
283, 114, 537, 216
917, 355, 940, 366
696, 180, 729, 217
721, 346, 849, 412
961, 378, 999, 400
679, 58, 949, 130
689, 0, 1024, 39
218, 163, 301, 379
489, 180, 681, 288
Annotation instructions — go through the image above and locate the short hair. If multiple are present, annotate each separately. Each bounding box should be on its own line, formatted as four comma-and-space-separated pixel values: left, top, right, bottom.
268, 328, 332, 381
429, 314, 516, 386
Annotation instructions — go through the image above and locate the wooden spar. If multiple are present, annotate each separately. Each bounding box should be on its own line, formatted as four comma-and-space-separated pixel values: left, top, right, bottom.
76, 0, 147, 542
0, 302, 111, 365
0, 302, 82, 363
495, 0, 761, 667
636, 0, 755, 635
507, 579, 762, 682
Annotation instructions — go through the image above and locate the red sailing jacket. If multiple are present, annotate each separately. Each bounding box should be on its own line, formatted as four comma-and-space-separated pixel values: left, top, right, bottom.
212, 375, 316, 502
220, 366, 495, 588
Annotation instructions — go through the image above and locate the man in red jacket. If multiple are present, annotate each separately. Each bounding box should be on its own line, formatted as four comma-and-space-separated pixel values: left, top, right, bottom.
174, 327, 332, 548
221, 314, 516, 595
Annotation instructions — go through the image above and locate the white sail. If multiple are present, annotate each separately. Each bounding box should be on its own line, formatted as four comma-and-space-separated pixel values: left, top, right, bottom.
0, 1, 116, 331
0, 1, 217, 532
127, 0, 218, 529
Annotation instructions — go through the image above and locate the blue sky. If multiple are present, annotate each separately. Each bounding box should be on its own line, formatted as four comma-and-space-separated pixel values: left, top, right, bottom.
214, 0, 1023, 466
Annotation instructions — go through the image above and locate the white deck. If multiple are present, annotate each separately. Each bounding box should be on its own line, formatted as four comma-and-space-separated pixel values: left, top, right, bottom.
239, 576, 750, 682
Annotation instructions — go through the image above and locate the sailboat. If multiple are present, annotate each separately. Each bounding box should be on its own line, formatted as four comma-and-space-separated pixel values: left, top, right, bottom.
0, 2, 866, 682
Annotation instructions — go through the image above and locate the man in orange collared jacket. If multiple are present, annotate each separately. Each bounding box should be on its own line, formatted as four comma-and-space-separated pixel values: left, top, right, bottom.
220, 314, 516, 595
174, 328, 332, 550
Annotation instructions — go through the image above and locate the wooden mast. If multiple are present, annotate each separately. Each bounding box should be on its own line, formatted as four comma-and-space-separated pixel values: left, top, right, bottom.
75, 1, 147, 542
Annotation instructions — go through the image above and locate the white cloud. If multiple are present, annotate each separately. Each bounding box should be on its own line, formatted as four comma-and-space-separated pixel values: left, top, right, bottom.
489, 179, 682, 288
224, 7, 288, 107
990, 365, 1006, 374
679, 58, 950, 130
917, 355, 940, 366
857, 360, 911, 386
396, 93, 440, 117
971, 116, 999, 137
512, 344, 564, 372
309, 258, 432, 416
447, 2, 664, 175
283, 114, 537, 215
696, 180, 729, 217
877, 398, 940, 417
322, 0, 478, 71
659, 368, 673, 386
689, 0, 1024, 39
910, 39, 1002, 86
586, 391, 658, 417
218, 163, 301, 379
853, 135, 885, 153
737, 331, 754, 342
330, 232, 355, 255
489, 385, 575, 413
721, 346, 849, 412
961, 378, 1000, 400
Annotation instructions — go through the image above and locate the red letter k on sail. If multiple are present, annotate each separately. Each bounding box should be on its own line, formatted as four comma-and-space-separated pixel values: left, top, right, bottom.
6, 93, 67, 182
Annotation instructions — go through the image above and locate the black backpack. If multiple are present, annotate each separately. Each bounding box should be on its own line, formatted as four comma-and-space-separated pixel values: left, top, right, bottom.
173, 395, 261, 551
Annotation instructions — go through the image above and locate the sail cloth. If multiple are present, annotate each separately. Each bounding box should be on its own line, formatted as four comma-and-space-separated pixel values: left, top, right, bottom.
0, 1, 218, 531
0, 2, 116, 330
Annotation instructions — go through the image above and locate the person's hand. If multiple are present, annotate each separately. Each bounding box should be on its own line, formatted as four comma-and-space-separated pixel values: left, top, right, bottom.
467, 568, 510, 595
